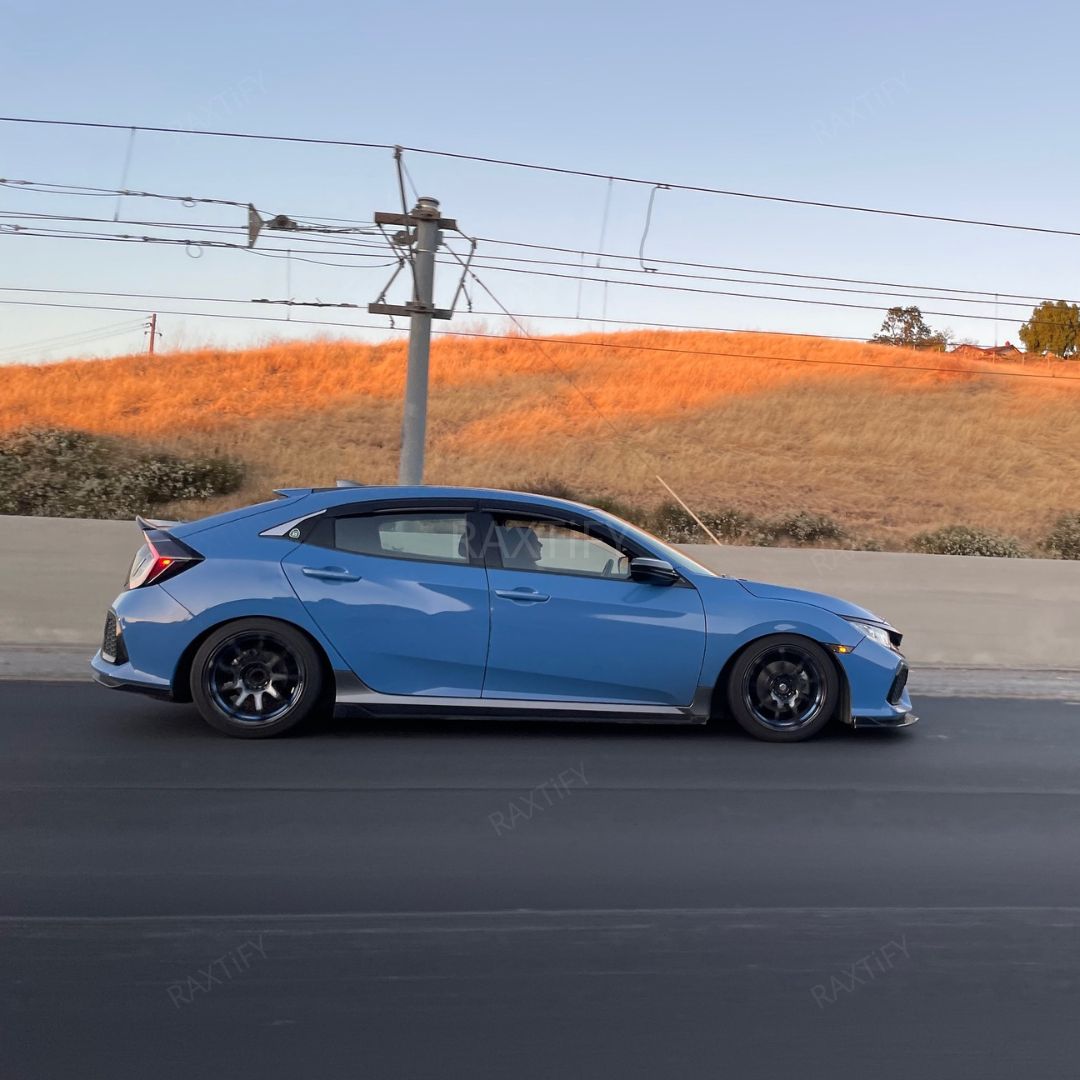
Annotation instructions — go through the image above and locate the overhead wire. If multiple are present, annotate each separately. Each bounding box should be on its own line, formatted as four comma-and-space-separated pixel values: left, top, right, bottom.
4, 209, 1063, 317
0, 316, 147, 358
5, 176, 1075, 309
2, 293, 1079, 383
5, 174, 1069, 303
4, 115, 1080, 238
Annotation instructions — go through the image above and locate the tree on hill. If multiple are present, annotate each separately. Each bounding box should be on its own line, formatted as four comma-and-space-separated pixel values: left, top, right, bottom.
1019, 300, 1080, 358
869, 306, 950, 350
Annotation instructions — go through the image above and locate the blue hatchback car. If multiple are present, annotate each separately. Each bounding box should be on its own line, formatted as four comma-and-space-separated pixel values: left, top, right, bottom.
91, 485, 915, 741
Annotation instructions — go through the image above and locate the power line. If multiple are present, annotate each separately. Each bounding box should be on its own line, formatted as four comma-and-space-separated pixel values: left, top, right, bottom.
1, 225, 402, 267
8, 217, 1062, 329
453, 248, 1036, 310
0, 317, 146, 358
462, 236, 1074, 306
12, 173, 1065, 303
0, 177, 379, 229
5, 171, 1068, 303
5, 179, 1072, 312
0, 212, 390, 250
4, 115, 1080, 238
0, 285, 361, 308
461, 262, 1045, 326
4, 278, 1076, 346
0, 176, 248, 208
4, 296, 1077, 385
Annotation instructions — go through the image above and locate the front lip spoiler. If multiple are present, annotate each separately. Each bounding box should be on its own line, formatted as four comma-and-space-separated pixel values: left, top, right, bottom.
91, 666, 175, 700
853, 712, 918, 730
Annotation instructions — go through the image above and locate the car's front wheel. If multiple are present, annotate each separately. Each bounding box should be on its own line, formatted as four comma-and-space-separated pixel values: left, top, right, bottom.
726, 635, 839, 742
190, 619, 328, 738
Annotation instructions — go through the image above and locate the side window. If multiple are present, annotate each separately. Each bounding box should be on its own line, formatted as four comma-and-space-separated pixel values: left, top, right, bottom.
493, 516, 630, 579
334, 512, 470, 564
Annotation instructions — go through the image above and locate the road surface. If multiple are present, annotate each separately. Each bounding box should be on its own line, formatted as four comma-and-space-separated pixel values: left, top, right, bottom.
3, 682, 1080, 1078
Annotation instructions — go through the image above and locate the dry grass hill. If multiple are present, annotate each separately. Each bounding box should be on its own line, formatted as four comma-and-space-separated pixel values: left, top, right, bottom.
2, 328, 1078, 546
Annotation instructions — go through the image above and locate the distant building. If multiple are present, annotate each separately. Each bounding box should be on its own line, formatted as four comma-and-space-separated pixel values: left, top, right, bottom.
949, 341, 1024, 361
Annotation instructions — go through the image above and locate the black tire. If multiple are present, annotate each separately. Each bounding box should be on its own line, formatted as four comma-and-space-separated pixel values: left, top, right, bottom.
726, 635, 839, 743
190, 618, 328, 738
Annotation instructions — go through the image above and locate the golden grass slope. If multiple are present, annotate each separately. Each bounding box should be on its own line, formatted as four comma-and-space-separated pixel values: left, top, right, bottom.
2, 328, 1078, 543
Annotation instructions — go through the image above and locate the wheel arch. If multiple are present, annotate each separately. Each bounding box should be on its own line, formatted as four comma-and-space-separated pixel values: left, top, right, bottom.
709, 631, 851, 726
171, 615, 337, 703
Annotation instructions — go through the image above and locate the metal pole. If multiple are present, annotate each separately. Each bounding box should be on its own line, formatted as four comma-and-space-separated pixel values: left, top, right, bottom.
398, 197, 441, 485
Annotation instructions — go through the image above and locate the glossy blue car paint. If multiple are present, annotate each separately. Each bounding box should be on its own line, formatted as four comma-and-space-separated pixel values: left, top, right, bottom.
91, 485, 914, 730
281, 545, 490, 697
484, 566, 706, 705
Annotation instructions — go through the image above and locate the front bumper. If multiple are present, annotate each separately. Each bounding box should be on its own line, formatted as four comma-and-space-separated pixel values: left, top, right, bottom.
838, 636, 916, 729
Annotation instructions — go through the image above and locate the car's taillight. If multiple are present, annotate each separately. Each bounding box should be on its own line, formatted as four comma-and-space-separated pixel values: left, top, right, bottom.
127, 531, 203, 590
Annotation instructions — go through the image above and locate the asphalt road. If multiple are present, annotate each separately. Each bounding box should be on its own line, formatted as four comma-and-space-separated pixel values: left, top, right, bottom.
4, 682, 1080, 1079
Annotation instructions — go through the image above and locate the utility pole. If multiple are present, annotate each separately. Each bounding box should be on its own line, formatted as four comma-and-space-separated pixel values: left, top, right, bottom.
248, 189, 469, 485
368, 197, 456, 485
146, 313, 158, 356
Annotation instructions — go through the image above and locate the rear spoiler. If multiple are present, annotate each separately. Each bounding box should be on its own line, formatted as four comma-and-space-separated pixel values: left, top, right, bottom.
135, 515, 183, 532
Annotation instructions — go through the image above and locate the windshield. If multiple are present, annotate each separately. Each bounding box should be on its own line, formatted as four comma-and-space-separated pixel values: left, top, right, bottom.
593, 509, 720, 577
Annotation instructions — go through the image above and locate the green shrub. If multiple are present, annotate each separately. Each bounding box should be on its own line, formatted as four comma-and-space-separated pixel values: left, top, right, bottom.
649, 501, 701, 543
1042, 512, 1080, 559
766, 511, 847, 546
702, 507, 757, 542
0, 428, 245, 520
851, 536, 885, 552
1036, 514, 1080, 565
909, 525, 1026, 558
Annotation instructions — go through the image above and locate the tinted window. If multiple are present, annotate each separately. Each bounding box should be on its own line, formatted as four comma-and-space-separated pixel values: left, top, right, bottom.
334, 513, 470, 564
494, 517, 630, 578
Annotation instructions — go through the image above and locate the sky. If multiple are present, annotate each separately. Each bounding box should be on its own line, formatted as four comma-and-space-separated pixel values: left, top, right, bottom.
2, 0, 1079, 363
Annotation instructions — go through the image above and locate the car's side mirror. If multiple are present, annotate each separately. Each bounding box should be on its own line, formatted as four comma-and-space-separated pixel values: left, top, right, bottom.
629, 557, 679, 585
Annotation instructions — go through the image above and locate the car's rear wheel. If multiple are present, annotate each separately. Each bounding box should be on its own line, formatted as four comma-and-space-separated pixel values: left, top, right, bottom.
726, 635, 838, 742
190, 619, 327, 738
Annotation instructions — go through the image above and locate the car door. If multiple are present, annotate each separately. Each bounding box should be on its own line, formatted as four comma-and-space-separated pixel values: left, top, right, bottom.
481, 510, 707, 706
282, 507, 490, 697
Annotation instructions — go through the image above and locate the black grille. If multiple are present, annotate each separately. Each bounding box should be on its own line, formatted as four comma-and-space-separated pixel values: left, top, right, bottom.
887, 662, 909, 705
101, 611, 126, 664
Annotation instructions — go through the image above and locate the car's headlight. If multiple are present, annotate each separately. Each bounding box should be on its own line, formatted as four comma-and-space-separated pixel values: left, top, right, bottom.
845, 618, 895, 650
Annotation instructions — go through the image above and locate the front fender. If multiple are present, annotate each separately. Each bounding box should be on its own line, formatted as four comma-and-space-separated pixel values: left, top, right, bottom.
698, 580, 864, 693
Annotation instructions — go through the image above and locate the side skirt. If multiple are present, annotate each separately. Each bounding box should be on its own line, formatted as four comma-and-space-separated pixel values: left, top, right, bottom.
333, 671, 706, 725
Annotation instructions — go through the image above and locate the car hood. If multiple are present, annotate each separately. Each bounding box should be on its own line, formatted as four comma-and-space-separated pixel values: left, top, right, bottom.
735, 578, 888, 626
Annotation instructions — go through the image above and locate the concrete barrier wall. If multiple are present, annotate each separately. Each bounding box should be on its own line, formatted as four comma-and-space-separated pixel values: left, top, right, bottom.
1, 515, 1078, 669
684, 545, 1080, 669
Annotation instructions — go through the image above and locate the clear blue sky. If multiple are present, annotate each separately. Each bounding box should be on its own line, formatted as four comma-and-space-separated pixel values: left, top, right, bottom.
2, 0, 1077, 362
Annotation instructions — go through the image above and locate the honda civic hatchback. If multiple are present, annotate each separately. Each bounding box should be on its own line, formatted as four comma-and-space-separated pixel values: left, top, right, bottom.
91, 485, 915, 741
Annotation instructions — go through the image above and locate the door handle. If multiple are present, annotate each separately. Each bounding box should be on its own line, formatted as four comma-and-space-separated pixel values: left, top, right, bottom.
495, 588, 550, 603
301, 566, 361, 582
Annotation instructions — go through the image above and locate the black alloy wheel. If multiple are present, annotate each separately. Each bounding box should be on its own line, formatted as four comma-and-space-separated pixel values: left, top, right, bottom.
191, 618, 327, 738
726, 635, 839, 742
